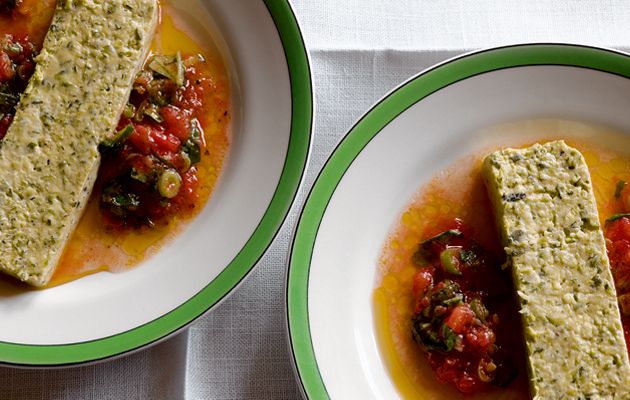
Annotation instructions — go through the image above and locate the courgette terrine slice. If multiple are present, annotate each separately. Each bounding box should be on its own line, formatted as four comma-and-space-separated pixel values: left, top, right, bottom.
482, 140, 630, 399
0, 0, 159, 286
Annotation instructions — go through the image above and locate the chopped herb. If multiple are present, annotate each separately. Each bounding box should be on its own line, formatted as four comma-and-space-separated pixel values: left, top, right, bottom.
143, 103, 163, 123
134, 28, 142, 42
440, 247, 462, 275
502, 192, 526, 202
182, 121, 202, 164
606, 213, 630, 223
0, 90, 19, 109
98, 124, 134, 152
614, 180, 627, 199
112, 194, 139, 209
440, 324, 457, 352
470, 298, 488, 322
443, 294, 464, 306
3, 41, 21, 56
130, 167, 151, 183
122, 103, 135, 119
101, 182, 141, 217
412, 229, 463, 265
459, 249, 477, 264
148, 52, 185, 87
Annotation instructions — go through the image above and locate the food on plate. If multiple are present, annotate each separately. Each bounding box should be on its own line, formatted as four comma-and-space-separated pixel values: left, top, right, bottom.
0, 0, 57, 136
605, 215, 630, 353
375, 134, 630, 399
483, 141, 630, 398
0, 0, 231, 287
98, 52, 212, 229
0, 34, 37, 138
409, 221, 517, 393
0, 0, 158, 286
58, 11, 231, 284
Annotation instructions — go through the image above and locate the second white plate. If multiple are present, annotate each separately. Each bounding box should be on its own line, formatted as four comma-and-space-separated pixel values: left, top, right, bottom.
287, 44, 630, 399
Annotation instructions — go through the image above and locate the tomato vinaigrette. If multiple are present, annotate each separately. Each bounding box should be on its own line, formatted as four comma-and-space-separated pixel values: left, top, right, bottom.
0, 0, 230, 288
374, 135, 630, 399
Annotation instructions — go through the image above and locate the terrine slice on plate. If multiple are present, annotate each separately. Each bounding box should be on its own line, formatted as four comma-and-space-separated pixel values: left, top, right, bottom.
0, 0, 159, 286
483, 140, 630, 399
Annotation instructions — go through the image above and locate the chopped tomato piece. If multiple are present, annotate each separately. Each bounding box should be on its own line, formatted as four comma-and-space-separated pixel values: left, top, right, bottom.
412, 268, 433, 298
127, 124, 153, 155
0, 113, 12, 139
607, 217, 630, 242
160, 104, 191, 141
604, 216, 630, 358
410, 222, 517, 393
465, 325, 496, 353
151, 129, 181, 153
0, 51, 14, 81
445, 304, 475, 334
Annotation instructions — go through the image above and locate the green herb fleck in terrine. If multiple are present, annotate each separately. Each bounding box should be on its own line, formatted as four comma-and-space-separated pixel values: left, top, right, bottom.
483, 140, 630, 399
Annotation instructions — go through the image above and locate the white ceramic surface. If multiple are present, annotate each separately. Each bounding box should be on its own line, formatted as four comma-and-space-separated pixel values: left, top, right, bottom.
0, 0, 310, 363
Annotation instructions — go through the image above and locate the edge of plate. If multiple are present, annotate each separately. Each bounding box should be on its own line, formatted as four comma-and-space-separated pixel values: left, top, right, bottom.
0, 0, 313, 367
286, 43, 630, 399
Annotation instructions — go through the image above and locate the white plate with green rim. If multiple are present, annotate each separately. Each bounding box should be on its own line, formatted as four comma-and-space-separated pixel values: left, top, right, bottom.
0, 0, 311, 367
287, 44, 630, 398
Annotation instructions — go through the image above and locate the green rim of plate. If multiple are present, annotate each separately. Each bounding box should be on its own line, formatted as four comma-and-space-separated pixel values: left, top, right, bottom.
0, 0, 312, 366
287, 44, 630, 398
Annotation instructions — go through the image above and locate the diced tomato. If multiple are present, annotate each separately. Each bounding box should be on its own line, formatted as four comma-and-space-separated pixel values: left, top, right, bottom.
607, 218, 630, 242
605, 216, 630, 358
127, 124, 153, 155
445, 304, 475, 334
609, 239, 630, 273
0, 113, 12, 139
174, 66, 213, 114
0, 51, 14, 81
16, 59, 32, 80
150, 129, 180, 153
178, 168, 199, 205
431, 355, 481, 394
465, 325, 496, 353
160, 104, 191, 141
126, 123, 181, 155
456, 373, 479, 394
412, 268, 433, 298
606, 219, 630, 289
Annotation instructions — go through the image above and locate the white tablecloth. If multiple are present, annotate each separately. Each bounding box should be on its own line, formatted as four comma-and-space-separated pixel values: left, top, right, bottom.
2, 1, 629, 399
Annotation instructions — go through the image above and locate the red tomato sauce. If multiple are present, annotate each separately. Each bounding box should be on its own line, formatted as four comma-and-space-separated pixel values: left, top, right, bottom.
98, 54, 215, 229
409, 219, 518, 393
604, 216, 630, 358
